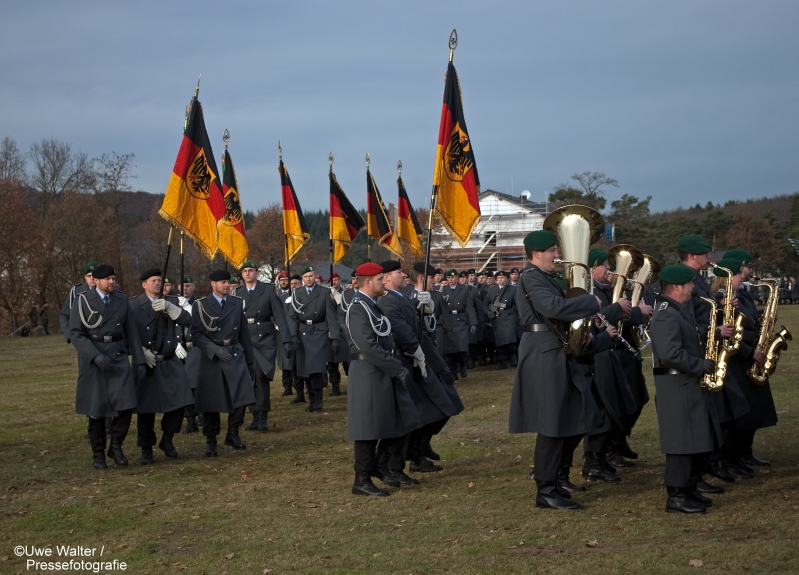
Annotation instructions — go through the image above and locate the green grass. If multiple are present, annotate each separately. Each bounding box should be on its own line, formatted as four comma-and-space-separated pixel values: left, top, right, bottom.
1, 309, 799, 574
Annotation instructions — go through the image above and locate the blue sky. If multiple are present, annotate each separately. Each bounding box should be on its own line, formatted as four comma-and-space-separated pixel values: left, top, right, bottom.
2, 1, 797, 214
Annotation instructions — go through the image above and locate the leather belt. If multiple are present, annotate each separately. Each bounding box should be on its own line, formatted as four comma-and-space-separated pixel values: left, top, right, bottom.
523, 324, 549, 332
303, 318, 325, 325
155, 352, 175, 362
653, 367, 683, 376
350, 352, 368, 361
90, 334, 123, 343
184, 342, 193, 348
211, 338, 238, 346
451, 310, 465, 315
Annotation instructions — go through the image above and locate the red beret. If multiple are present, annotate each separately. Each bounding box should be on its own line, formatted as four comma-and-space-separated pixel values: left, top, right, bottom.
355, 262, 383, 277
330, 272, 340, 279
277, 271, 288, 279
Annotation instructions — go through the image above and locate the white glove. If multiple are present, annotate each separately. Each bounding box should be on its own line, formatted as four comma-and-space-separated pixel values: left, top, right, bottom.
417, 291, 434, 314
178, 296, 192, 314
152, 298, 182, 321
175, 343, 188, 360
330, 289, 342, 305
408, 345, 427, 378
142, 347, 157, 368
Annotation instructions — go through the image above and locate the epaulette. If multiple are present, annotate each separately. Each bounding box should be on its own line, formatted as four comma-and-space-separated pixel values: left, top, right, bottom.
75, 290, 89, 296
128, 295, 137, 300
114, 288, 126, 295
658, 301, 669, 311
229, 294, 242, 300
196, 296, 207, 301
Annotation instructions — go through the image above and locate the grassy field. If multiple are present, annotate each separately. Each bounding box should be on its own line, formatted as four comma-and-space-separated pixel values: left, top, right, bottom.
1, 310, 798, 575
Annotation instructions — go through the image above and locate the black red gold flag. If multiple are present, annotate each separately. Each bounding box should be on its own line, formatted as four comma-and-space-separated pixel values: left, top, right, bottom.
367, 168, 403, 258
218, 147, 249, 267
279, 160, 310, 264
160, 97, 226, 258
432, 61, 481, 247
330, 172, 365, 263
396, 175, 423, 256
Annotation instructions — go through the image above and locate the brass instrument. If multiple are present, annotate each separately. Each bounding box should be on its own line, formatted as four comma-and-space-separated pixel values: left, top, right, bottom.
710, 262, 746, 354
629, 255, 661, 350
747, 279, 792, 385
607, 244, 645, 330
698, 296, 725, 392
544, 205, 606, 356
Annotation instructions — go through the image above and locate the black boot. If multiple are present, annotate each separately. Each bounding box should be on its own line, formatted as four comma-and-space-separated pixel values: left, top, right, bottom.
665, 486, 706, 514
615, 435, 639, 459
257, 412, 269, 431
558, 465, 586, 493
158, 433, 178, 458
281, 384, 293, 397
496, 360, 507, 370
88, 419, 107, 469
330, 382, 341, 397
205, 437, 218, 457
687, 484, 712, 507
422, 439, 441, 461
246, 412, 260, 431
373, 450, 401, 487
722, 461, 754, 479
535, 480, 581, 510
510, 354, 518, 367
183, 416, 198, 434
107, 439, 128, 466
459, 360, 468, 379
582, 452, 621, 483
736, 457, 754, 474
141, 447, 154, 465
247, 412, 269, 432
606, 450, 635, 468
352, 472, 389, 496
696, 479, 724, 494
291, 385, 306, 404
707, 460, 736, 483
408, 454, 443, 473
741, 454, 770, 466
224, 427, 247, 450
93, 452, 107, 470
466, 356, 476, 369
306, 392, 323, 412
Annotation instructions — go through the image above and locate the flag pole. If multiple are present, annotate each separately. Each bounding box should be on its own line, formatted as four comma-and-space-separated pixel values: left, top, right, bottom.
329, 152, 334, 284
366, 153, 371, 263
280, 141, 291, 278
179, 231, 184, 296
160, 227, 175, 299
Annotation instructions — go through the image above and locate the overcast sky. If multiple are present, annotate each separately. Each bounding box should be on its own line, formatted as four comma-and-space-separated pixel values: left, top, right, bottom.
2, 1, 797, 215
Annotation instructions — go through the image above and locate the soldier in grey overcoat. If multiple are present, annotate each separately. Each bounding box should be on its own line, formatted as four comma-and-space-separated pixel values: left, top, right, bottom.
178, 276, 201, 433
287, 265, 340, 412
485, 271, 518, 369
327, 272, 348, 396
191, 269, 256, 456
129, 268, 194, 464
508, 231, 602, 510
440, 269, 477, 378
650, 264, 722, 514
344, 262, 420, 496
69, 264, 146, 470
60, 261, 97, 342
276, 273, 299, 399
234, 261, 295, 432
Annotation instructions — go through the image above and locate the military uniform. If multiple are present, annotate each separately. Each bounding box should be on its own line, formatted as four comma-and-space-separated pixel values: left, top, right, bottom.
60, 281, 93, 342
441, 282, 477, 377
275, 286, 296, 396
70, 281, 146, 468
179, 294, 201, 432
327, 284, 348, 395
233, 280, 294, 430
190, 292, 256, 455
485, 282, 518, 369
129, 292, 194, 462
287, 283, 340, 411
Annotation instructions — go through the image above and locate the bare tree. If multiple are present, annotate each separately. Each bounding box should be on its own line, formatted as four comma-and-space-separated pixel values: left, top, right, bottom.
0, 137, 26, 183
571, 171, 619, 197
549, 171, 618, 212
91, 152, 136, 223
248, 203, 288, 281
27, 138, 94, 217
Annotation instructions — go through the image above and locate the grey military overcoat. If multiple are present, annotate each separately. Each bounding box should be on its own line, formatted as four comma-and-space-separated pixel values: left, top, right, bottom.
69, 289, 145, 418
650, 294, 722, 454
508, 264, 603, 437
276, 289, 296, 372
129, 294, 194, 414
485, 283, 519, 347
345, 294, 421, 441
234, 281, 293, 380
441, 283, 477, 354
287, 285, 340, 378
190, 295, 256, 413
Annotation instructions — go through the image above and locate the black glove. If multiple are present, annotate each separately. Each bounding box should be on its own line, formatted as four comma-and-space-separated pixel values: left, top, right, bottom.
214, 347, 233, 362
93, 354, 111, 371
331, 341, 341, 355
248, 365, 256, 380
137, 364, 147, 380
703, 359, 716, 375
398, 367, 410, 386
469, 325, 477, 335
439, 369, 456, 385
283, 342, 294, 359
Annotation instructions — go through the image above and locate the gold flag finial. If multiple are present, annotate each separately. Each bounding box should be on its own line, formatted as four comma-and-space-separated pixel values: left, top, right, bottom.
448, 29, 458, 62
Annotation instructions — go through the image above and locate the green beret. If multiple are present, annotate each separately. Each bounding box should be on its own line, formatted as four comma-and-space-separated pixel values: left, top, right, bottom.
182, 275, 194, 284
659, 264, 695, 285
240, 260, 257, 271
445, 269, 458, 277
301, 265, 314, 275
723, 249, 752, 265
524, 230, 558, 252
588, 248, 608, 268
677, 234, 712, 254
83, 261, 98, 275
163, 276, 172, 284
229, 276, 241, 285
713, 258, 742, 277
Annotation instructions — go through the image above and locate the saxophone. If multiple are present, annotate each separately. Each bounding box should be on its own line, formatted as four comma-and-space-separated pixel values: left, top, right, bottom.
711, 263, 746, 354
698, 296, 725, 392
747, 279, 792, 385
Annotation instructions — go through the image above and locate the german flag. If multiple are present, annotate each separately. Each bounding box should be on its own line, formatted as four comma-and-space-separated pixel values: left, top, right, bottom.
279, 159, 310, 265
218, 147, 249, 268
367, 168, 402, 258
160, 97, 226, 258
432, 61, 481, 247
396, 175, 423, 255
330, 172, 365, 263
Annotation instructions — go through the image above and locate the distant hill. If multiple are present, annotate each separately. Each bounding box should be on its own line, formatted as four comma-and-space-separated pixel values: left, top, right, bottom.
649, 193, 797, 224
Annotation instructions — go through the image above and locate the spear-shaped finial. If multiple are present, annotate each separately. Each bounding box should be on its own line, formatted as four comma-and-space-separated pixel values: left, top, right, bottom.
449, 29, 458, 62
194, 73, 202, 99
397, 160, 402, 179
329, 152, 334, 173
223, 129, 230, 151
278, 140, 283, 163
365, 153, 370, 170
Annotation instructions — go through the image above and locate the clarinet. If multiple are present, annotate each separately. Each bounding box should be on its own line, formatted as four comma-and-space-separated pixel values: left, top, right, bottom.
596, 313, 642, 361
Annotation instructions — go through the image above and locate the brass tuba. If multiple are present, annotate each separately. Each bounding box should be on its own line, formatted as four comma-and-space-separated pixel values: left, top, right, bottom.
747, 279, 792, 385
607, 244, 645, 330
543, 205, 606, 355
629, 255, 661, 349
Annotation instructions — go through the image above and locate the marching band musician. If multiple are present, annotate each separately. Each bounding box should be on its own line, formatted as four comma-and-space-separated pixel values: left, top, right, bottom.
345, 262, 421, 496
650, 264, 722, 514
509, 231, 603, 510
